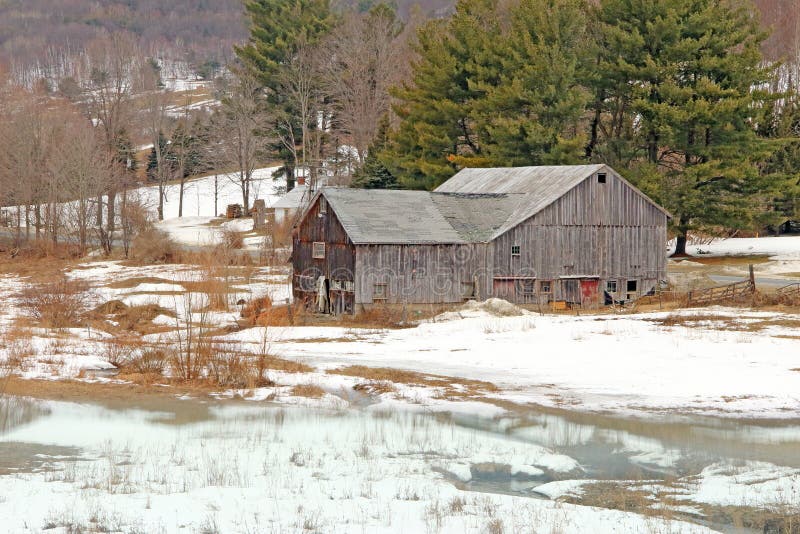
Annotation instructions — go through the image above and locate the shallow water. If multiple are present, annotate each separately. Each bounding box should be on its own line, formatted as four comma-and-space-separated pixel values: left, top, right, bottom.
2, 395, 798, 488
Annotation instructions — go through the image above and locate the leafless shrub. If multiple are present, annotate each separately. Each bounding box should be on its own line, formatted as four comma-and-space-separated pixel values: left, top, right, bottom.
131, 228, 181, 264
206, 343, 259, 388
19, 276, 90, 328
220, 228, 244, 250
101, 337, 141, 369
130, 348, 169, 375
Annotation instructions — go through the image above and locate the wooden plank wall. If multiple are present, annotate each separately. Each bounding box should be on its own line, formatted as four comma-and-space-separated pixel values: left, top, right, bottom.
292, 195, 356, 306
490, 171, 668, 302
354, 243, 488, 304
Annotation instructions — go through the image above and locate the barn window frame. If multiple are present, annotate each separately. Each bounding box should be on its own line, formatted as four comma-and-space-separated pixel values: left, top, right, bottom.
312, 241, 326, 259
518, 279, 536, 296
597, 173, 607, 184
318, 197, 328, 216
511, 245, 521, 257
606, 280, 618, 293
627, 279, 638, 293
539, 280, 552, 294
373, 283, 388, 301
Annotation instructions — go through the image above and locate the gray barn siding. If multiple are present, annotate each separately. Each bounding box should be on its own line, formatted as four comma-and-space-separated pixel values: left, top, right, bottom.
355, 244, 488, 304
489, 171, 668, 301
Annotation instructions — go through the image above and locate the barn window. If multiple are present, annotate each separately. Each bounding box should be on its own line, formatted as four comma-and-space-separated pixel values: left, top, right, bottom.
539, 280, 552, 294
318, 197, 328, 216
511, 245, 521, 256
519, 279, 536, 296
373, 283, 388, 301
606, 280, 618, 293
312, 241, 326, 259
627, 279, 638, 292
597, 173, 607, 184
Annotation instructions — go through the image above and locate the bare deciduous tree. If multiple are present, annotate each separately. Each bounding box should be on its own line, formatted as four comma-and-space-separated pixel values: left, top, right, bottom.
320, 8, 404, 165
213, 73, 269, 211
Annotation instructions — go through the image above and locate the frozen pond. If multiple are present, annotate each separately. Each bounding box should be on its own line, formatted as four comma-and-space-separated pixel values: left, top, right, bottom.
1, 396, 798, 532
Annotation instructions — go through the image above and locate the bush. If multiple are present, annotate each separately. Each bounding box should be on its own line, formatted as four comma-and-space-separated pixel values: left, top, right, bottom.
131, 348, 169, 375
20, 277, 90, 328
221, 228, 244, 250
131, 228, 181, 264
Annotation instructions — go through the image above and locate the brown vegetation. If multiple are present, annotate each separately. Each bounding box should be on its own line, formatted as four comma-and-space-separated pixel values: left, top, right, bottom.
290, 383, 326, 399
19, 276, 90, 328
131, 228, 182, 264
328, 365, 498, 402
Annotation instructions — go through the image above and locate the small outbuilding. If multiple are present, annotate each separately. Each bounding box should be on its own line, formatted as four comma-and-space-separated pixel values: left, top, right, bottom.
291, 165, 670, 313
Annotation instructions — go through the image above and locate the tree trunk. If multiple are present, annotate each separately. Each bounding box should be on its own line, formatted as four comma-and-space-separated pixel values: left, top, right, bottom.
158, 183, 165, 221
214, 175, 219, 217
107, 189, 116, 236
34, 204, 41, 239
585, 101, 602, 159
671, 216, 690, 257
673, 234, 687, 257
96, 195, 104, 227
286, 164, 296, 192
178, 179, 185, 218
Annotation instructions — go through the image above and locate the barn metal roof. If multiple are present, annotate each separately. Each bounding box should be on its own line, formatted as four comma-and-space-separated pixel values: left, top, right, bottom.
314, 165, 668, 245
320, 188, 522, 244
271, 184, 310, 209
436, 165, 670, 234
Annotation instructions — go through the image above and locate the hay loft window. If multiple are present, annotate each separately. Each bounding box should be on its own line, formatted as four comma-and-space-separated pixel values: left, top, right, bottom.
511, 245, 521, 257
312, 241, 326, 259
539, 280, 552, 294
318, 197, 327, 216
373, 283, 388, 301
606, 280, 618, 293
597, 173, 607, 184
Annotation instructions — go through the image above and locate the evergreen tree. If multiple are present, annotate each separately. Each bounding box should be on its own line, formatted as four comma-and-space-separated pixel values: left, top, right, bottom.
760, 97, 800, 228
389, 0, 502, 189
387, 0, 590, 189
353, 116, 399, 189
235, 0, 334, 191
589, 0, 784, 255
470, 0, 590, 167
236, 0, 333, 91
146, 132, 176, 182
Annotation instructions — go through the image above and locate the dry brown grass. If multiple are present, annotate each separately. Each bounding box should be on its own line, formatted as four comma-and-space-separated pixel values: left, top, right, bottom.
327, 365, 498, 401
290, 383, 325, 398
92, 301, 176, 334
106, 276, 175, 289
649, 311, 800, 332
221, 228, 244, 249
130, 228, 182, 264
19, 276, 90, 328
353, 381, 397, 395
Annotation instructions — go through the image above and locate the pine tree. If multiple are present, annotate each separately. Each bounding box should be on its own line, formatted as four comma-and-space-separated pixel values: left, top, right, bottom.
589, 0, 784, 255
470, 0, 590, 167
146, 132, 176, 182
236, 0, 333, 92
353, 116, 399, 189
387, 0, 590, 189
388, 0, 502, 189
235, 0, 334, 190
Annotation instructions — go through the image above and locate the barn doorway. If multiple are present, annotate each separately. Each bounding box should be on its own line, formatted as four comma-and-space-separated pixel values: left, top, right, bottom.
580, 279, 600, 308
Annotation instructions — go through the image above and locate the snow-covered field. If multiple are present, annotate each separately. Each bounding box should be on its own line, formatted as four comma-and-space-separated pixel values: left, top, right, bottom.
137, 166, 284, 247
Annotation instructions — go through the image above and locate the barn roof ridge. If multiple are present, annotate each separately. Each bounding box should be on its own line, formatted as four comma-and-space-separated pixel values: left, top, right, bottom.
308, 165, 668, 245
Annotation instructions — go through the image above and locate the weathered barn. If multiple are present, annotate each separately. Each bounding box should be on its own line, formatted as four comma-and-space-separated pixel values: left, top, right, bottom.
292, 165, 669, 313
